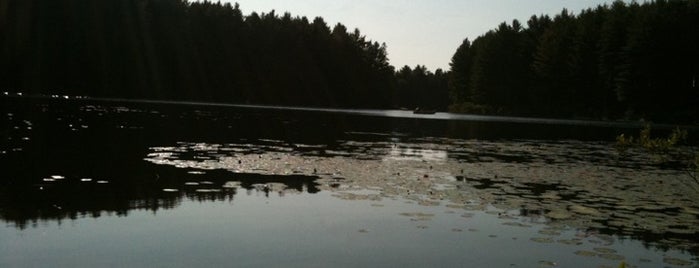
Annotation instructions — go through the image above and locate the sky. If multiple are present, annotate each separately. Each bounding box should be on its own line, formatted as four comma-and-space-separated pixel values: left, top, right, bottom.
225, 0, 623, 71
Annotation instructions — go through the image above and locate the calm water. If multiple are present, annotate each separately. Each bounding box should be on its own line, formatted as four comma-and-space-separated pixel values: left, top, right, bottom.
1, 96, 698, 267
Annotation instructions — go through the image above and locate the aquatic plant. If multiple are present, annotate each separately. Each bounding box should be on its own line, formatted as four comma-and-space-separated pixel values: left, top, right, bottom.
616, 125, 698, 188
616, 125, 687, 151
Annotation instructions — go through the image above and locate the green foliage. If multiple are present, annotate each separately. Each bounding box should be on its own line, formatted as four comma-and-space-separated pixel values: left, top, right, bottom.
616, 125, 697, 187
617, 125, 687, 151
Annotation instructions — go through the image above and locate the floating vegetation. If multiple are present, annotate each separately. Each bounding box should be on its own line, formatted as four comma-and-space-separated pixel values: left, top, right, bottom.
593, 247, 617, 254
143, 138, 699, 258
537, 260, 557, 267
574, 250, 597, 257
399, 212, 435, 222
569, 205, 601, 216
598, 253, 625, 261
502, 222, 533, 228
333, 192, 381, 201
557, 239, 583, 246
538, 229, 562, 236
460, 213, 475, 218
662, 257, 694, 266
530, 237, 555, 243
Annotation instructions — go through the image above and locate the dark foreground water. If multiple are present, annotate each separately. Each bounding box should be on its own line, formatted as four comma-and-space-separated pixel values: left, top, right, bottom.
1, 96, 698, 267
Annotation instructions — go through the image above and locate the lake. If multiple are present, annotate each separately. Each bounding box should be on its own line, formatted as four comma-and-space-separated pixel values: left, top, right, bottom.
1, 95, 698, 267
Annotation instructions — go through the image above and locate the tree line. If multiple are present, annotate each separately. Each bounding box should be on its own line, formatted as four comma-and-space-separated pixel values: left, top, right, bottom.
0, 0, 696, 122
448, 0, 698, 123
0, 0, 397, 108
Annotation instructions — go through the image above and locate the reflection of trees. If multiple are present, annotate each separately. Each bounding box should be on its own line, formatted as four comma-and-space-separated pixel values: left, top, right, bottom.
0, 100, 328, 229
590, 223, 699, 256
0, 165, 320, 230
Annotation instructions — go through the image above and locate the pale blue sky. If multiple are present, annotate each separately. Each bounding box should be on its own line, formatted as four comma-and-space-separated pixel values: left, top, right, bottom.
225, 0, 623, 71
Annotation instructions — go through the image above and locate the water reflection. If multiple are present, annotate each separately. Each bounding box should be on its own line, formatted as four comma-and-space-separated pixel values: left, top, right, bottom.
0, 165, 320, 229
137, 138, 699, 255
386, 145, 448, 161
1, 96, 698, 266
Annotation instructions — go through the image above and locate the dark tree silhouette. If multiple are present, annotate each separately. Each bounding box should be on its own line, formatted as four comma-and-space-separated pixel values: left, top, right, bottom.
2, 0, 696, 122
0, 0, 396, 109
393, 65, 449, 111
447, 0, 699, 123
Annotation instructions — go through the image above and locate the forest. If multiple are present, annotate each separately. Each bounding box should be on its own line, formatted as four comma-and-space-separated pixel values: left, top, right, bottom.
0, 0, 697, 122
0, 0, 396, 108
448, 0, 699, 122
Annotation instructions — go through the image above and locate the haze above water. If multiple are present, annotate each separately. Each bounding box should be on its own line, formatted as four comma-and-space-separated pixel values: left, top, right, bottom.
1, 96, 697, 267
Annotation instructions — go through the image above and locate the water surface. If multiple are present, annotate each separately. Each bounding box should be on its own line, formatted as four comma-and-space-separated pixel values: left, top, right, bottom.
1, 96, 697, 267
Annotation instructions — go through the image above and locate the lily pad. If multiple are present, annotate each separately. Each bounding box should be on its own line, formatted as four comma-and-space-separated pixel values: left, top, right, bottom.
557, 239, 583, 246
598, 253, 625, 261
593, 247, 617, 254
568, 205, 600, 215
502, 222, 533, 228
573, 250, 597, 257
530, 237, 555, 243
538, 229, 561, 236
537, 260, 557, 267
663, 257, 693, 266
546, 210, 572, 220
